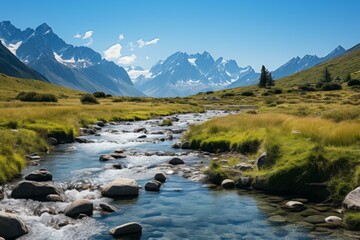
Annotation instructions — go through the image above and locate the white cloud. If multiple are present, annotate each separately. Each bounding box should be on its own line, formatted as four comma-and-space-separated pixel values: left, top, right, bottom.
137, 38, 160, 48
82, 31, 93, 39
119, 34, 125, 40
103, 43, 122, 60
145, 56, 149, 60
118, 54, 137, 65
74, 33, 81, 39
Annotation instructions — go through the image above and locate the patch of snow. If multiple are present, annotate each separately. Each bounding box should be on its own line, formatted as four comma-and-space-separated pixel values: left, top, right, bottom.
127, 69, 151, 81
53, 52, 76, 65
0, 39, 22, 55
188, 58, 197, 66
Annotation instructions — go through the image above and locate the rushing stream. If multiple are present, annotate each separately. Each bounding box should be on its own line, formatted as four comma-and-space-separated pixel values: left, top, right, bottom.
0, 111, 353, 239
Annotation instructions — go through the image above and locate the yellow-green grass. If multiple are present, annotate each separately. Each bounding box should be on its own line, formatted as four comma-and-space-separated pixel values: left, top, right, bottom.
0, 73, 83, 100
184, 112, 360, 202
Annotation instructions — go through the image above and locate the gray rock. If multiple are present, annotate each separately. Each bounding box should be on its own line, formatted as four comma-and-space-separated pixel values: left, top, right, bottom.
134, 127, 147, 133
154, 173, 167, 182
235, 177, 252, 188
255, 152, 267, 169
114, 149, 125, 154
0, 211, 28, 239
11, 181, 61, 200
113, 163, 125, 169
110, 153, 127, 159
99, 154, 115, 161
101, 178, 139, 198
284, 201, 306, 212
304, 215, 326, 224
65, 199, 93, 218
74, 137, 89, 143
47, 137, 58, 145
99, 203, 117, 212
25, 169, 52, 182
236, 163, 254, 171
46, 194, 64, 202
181, 141, 190, 149
324, 216, 342, 223
343, 187, 360, 211
138, 134, 147, 139
169, 157, 184, 165
268, 215, 287, 223
145, 181, 162, 192
171, 142, 181, 149
109, 222, 142, 237
95, 121, 105, 127
221, 179, 235, 189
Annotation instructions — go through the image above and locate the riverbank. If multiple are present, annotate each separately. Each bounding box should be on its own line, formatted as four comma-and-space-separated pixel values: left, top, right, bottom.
0, 99, 203, 183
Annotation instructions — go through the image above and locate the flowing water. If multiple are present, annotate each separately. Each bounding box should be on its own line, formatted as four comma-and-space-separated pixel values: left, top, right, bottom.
0, 111, 353, 239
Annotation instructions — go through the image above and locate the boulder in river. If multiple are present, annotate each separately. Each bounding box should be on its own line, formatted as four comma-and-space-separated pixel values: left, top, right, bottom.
65, 199, 93, 218
46, 194, 64, 202
134, 127, 147, 133
138, 134, 147, 139
99, 154, 115, 161
154, 172, 167, 182
95, 121, 105, 127
343, 187, 360, 211
0, 211, 29, 239
145, 180, 162, 192
221, 179, 235, 189
74, 137, 90, 143
172, 142, 181, 149
235, 177, 252, 188
101, 178, 139, 198
11, 181, 61, 201
169, 157, 184, 165
109, 222, 142, 237
25, 169, 52, 182
100, 203, 117, 212
181, 141, 190, 149
284, 201, 306, 212
110, 153, 127, 159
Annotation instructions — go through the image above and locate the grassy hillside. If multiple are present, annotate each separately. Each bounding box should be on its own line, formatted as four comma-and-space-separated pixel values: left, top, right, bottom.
0, 73, 82, 100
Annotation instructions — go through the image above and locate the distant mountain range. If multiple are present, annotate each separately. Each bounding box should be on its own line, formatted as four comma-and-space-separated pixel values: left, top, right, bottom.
0, 40, 48, 81
129, 46, 346, 97
0, 21, 143, 96
133, 51, 258, 97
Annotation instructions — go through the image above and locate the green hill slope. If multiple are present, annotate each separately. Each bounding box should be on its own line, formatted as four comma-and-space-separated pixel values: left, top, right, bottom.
0, 73, 82, 100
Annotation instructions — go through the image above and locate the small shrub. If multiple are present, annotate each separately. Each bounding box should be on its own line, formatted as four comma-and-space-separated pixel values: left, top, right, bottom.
348, 79, 360, 86
93, 92, 107, 98
298, 84, 315, 91
16, 92, 58, 102
236, 139, 261, 155
206, 91, 214, 94
81, 94, 99, 104
321, 83, 342, 91
222, 93, 235, 97
241, 91, 254, 96
106, 94, 113, 98
345, 212, 360, 231
6, 121, 18, 129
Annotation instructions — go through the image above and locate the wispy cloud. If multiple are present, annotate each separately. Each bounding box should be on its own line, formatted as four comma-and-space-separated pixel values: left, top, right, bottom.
82, 31, 93, 39
73, 33, 82, 39
119, 34, 125, 40
74, 30, 94, 46
137, 38, 160, 48
118, 54, 137, 65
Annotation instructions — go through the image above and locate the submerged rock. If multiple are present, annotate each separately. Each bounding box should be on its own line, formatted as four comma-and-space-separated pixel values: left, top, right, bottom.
110, 153, 127, 159
95, 121, 105, 127
100, 203, 117, 212
284, 201, 306, 212
101, 178, 139, 198
0, 211, 28, 239
154, 172, 167, 182
25, 169, 53, 182
343, 187, 360, 211
145, 181, 162, 192
169, 157, 184, 165
181, 141, 190, 149
46, 194, 64, 202
65, 199, 93, 218
171, 142, 181, 149
221, 179, 235, 189
11, 181, 61, 201
99, 154, 115, 161
134, 127, 147, 133
109, 222, 142, 237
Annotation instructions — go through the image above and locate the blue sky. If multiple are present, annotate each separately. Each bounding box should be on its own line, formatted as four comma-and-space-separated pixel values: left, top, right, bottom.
1, 0, 359, 71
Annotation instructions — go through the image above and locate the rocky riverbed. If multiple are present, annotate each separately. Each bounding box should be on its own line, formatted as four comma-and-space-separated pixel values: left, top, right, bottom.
0, 111, 359, 239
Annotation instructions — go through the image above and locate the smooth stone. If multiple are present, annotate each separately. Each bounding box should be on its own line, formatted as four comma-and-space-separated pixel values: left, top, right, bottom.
268, 215, 287, 223
112, 163, 125, 169
138, 135, 147, 139
236, 163, 253, 171
134, 127, 147, 133
343, 187, 360, 211
95, 121, 105, 127
24, 169, 53, 182
114, 149, 125, 153
145, 180, 162, 192
169, 157, 184, 165
324, 216, 342, 223
74, 137, 88, 143
284, 201, 306, 212
180, 141, 190, 149
109, 222, 142, 237
221, 179, 235, 189
110, 153, 127, 159
296, 221, 316, 231
11, 181, 61, 200
99, 203, 117, 212
46, 194, 64, 202
0, 211, 29, 239
304, 215, 327, 224
255, 152, 267, 169
99, 154, 115, 161
101, 178, 139, 198
312, 206, 331, 212
171, 143, 181, 149
65, 199, 93, 218
154, 173, 167, 182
